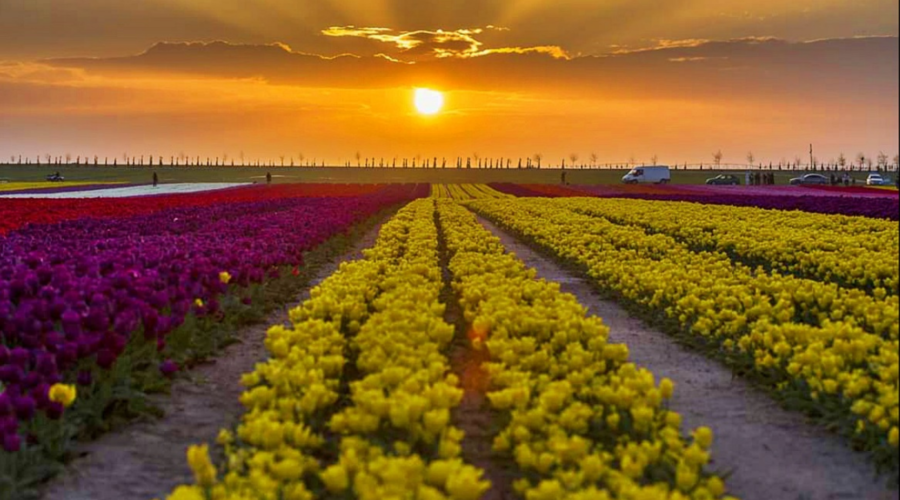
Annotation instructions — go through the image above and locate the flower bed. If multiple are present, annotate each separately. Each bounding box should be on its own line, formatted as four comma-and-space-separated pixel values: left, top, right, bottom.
489, 184, 900, 220
0, 184, 426, 496
163, 199, 489, 500
0, 184, 388, 235
430, 184, 512, 200
468, 197, 899, 473
559, 198, 899, 295
437, 200, 735, 499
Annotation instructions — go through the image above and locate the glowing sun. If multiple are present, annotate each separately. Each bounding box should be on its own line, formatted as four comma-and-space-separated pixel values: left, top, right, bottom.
414, 88, 444, 115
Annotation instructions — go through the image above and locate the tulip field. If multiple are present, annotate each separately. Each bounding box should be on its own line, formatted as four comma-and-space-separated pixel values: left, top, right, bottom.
0, 181, 897, 499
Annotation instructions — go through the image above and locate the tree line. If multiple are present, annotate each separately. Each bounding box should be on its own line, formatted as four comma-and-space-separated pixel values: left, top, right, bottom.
4, 150, 899, 172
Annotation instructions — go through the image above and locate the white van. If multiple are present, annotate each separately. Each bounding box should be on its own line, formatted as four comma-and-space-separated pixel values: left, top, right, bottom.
622, 166, 671, 184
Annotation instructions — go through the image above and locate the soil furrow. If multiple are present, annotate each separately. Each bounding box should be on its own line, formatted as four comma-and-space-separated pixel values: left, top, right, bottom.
436, 206, 518, 500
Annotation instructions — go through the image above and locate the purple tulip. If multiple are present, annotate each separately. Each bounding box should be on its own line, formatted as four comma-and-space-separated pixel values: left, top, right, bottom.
3, 433, 21, 452
142, 309, 159, 338
31, 384, 50, 408
0, 416, 18, 434
96, 349, 116, 370
0, 393, 11, 416
84, 308, 109, 332
45, 402, 65, 420
21, 372, 41, 390
61, 310, 82, 338
149, 290, 169, 310
77, 370, 93, 386
13, 396, 36, 420
0, 365, 23, 384
76, 336, 100, 357
49, 299, 67, 321
159, 360, 179, 377
9, 347, 30, 368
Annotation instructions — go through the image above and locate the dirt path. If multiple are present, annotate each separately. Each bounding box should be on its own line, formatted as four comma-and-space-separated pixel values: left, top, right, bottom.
437, 214, 518, 500
39, 220, 386, 500
474, 214, 896, 500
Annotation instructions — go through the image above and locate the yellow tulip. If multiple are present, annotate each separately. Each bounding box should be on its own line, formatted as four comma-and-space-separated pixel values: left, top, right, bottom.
48, 383, 77, 408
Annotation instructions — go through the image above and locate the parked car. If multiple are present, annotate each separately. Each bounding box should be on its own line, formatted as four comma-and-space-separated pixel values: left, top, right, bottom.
623, 166, 671, 185
45, 173, 65, 182
866, 173, 891, 186
706, 174, 740, 186
789, 173, 828, 186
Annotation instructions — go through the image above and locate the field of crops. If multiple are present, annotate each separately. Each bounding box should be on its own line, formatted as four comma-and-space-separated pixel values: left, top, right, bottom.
0, 182, 897, 500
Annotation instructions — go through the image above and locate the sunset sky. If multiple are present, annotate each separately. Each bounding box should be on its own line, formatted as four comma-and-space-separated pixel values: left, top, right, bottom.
0, 0, 897, 165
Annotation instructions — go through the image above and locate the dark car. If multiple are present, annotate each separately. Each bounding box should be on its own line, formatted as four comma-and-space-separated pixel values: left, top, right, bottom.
706, 174, 740, 186
45, 173, 65, 182
789, 173, 828, 186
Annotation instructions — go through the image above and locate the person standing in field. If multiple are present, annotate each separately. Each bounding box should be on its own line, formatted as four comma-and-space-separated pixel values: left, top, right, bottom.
561, 171, 567, 185
266, 172, 272, 185
152, 172, 158, 188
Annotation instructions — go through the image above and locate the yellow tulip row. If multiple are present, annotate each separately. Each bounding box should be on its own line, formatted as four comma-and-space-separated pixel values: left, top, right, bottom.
0, 181, 125, 192
561, 197, 898, 295
436, 200, 736, 500
161, 199, 488, 500
489, 198, 898, 341
467, 198, 899, 467
431, 184, 512, 201
432, 184, 454, 199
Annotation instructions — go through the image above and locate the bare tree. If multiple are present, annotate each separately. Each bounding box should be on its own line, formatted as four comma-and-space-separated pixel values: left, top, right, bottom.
894, 154, 900, 171
568, 153, 579, 169
837, 153, 846, 169
651, 154, 659, 166
590, 152, 598, 168
533, 153, 543, 169
877, 151, 889, 169
746, 152, 755, 167
279, 155, 285, 167
628, 154, 636, 167
713, 150, 723, 168
856, 153, 866, 170
355, 151, 362, 167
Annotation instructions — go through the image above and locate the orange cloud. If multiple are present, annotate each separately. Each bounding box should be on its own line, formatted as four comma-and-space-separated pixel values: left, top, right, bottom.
321, 25, 569, 61
42, 36, 897, 105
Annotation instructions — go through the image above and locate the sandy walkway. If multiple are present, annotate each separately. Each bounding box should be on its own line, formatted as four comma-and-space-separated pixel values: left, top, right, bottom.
0, 183, 249, 199
38, 219, 386, 500
474, 214, 895, 500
